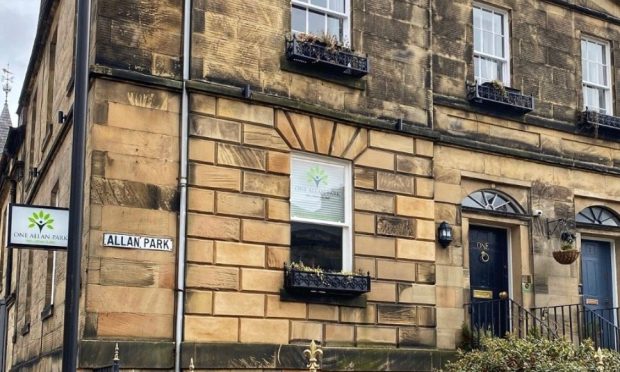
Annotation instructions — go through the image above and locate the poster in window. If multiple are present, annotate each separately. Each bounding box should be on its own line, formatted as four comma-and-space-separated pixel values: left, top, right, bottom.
291, 158, 345, 223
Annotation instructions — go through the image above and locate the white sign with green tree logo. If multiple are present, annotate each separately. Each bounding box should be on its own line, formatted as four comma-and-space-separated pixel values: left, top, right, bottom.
291, 158, 345, 223
8, 204, 69, 249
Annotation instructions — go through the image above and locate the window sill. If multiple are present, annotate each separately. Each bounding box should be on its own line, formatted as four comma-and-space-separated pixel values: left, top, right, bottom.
41, 304, 54, 321
280, 289, 367, 308
281, 57, 366, 91
20, 323, 30, 336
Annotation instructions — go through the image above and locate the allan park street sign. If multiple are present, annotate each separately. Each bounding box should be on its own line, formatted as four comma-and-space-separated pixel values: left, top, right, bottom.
8, 204, 69, 249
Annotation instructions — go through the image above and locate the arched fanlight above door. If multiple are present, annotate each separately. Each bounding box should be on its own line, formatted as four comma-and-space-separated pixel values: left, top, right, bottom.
462, 189, 525, 214
576, 206, 620, 227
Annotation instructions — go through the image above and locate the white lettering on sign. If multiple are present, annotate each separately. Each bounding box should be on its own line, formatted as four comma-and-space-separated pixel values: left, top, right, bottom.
103, 233, 173, 252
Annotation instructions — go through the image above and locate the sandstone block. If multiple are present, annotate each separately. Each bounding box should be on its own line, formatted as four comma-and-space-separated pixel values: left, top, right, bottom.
330, 124, 358, 157
215, 241, 265, 267
187, 214, 240, 241
325, 324, 354, 345
396, 196, 435, 219
308, 304, 338, 321
190, 94, 216, 116
267, 246, 290, 268
243, 172, 289, 197
291, 321, 324, 342
189, 164, 241, 191
378, 304, 417, 325
355, 235, 396, 258
97, 313, 173, 339
398, 284, 436, 305
184, 316, 238, 342
187, 238, 214, 264
340, 304, 377, 323
189, 138, 215, 163
355, 149, 395, 170
243, 124, 290, 151
267, 151, 290, 174
377, 172, 415, 194
399, 327, 436, 347
396, 155, 432, 176
354, 167, 376, 189
355, 213, 375, 234
216, 192, 265, 218
213, 292, 265, 316
188, 187, 214, 213
355, 257, 376, 277
417, 263, 436, 284
240, 268, 283, 293
377, 260, 416, 282
266, 295, 306, 319
369, 130, 414, 154
218, 98, 274, 126
396, 239, 435, 262
190, 115, 241, 142
367, 281, 397, 302
356, 326, 397, 345
313, 118, 335, 155
377, 216, 415, 238
415, 139, 434, 157
355, 192, 394, 213
186, 264, 239, 290
416, 220, 436, 240
217, 143, 266, 170
415, 177, 434, 198
267, 199, 290, 221
185, 290, 213, 314
240, 318, 289, 344
242, 220, 290, 245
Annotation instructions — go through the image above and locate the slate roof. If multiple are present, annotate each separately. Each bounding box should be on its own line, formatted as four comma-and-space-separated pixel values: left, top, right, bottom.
0, 101, 12, 153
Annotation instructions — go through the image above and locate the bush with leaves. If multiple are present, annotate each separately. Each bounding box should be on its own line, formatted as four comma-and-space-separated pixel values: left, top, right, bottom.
443, 334, 620, 371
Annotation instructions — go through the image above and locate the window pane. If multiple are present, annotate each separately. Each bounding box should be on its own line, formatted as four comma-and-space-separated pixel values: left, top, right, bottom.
493, 13, 503, 35
329, 0, 344, 12
311, 0, 327, 7
473, 8, 481, 29
291, 158, 346, 223
495, 35, 504, 58
474, 56, 481, 82
292, 6, 307, 33
599, 89, 607, 112
483, 31, 493, 54
291, 222, 342, 271
599, 63, 606, 86
327, 15, 343, 41
474, 28, 482, 52
589, 42, 602, 63
308, 9, 325, 35
482, 10, 493, 31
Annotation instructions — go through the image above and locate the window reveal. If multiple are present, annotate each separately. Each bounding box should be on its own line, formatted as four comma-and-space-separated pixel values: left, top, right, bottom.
581, 37, 612, 115
473, 4, 510, 86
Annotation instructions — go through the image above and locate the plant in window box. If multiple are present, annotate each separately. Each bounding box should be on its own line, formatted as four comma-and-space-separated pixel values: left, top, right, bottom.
285, 32, 369, 77
284, 262, 371, 296
552, 232, 580, 265
467, 80, 534, 114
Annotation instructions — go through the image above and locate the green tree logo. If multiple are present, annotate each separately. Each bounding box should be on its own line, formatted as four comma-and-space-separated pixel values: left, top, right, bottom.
306, 166, 328, 187
28, 211, 54, 233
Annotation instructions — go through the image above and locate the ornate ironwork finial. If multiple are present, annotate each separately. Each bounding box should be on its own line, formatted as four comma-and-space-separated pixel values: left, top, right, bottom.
303, 339, 323, 372
189, 357, 195, 371
1, 65, 13, 103
596, 347, 605, 371
113, 343, 120, 362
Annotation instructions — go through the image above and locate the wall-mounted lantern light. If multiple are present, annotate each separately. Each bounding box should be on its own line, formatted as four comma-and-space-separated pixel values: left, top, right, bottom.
438, 221, 453, 248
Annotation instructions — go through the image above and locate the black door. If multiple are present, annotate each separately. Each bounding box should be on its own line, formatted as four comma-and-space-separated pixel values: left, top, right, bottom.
469, 225, 509, 337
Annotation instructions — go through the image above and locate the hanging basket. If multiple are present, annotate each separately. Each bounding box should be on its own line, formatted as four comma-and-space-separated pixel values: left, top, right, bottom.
553, 249, 580, 265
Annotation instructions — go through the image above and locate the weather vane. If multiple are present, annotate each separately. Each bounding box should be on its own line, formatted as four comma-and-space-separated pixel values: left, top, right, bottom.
1, 64, 14, 103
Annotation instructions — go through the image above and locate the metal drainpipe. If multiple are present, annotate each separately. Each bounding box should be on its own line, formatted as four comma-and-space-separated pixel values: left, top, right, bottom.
174, 0, 192, 370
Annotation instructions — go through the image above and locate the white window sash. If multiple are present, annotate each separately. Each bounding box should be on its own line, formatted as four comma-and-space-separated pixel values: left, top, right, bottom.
291, 152, 352, 271
291, 0, 350, 42
473, 3, 510, 86
581, 36, 613, 115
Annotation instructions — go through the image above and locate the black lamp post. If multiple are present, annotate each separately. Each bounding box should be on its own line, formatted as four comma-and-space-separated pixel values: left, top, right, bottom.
438, 221, 453, 248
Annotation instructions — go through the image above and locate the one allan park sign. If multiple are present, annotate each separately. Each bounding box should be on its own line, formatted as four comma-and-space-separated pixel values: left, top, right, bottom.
8, 204, 69, 249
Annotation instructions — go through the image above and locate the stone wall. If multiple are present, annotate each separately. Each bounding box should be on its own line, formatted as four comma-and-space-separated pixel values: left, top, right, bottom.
433, 0, 620, 125
184, 93, 438, 349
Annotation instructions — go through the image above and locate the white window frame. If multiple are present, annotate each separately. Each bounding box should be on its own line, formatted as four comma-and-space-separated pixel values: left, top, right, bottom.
473, 3, 511, 86
581, 35, 613, 115
290, 152, 352, 271
291, 0, 351, 43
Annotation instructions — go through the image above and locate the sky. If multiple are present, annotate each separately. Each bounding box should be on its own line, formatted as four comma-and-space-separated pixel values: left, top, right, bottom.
0, 1, 40, 126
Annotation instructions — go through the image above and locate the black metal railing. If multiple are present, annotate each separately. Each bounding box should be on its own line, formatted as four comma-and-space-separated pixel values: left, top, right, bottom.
467, 82, 535, 113
284, 265, 371, 296
579, 110, 620, 137
285, 39, 369, 77
464, 298, 557, 348
531, 304, 620, 352
93, 343, 121, 372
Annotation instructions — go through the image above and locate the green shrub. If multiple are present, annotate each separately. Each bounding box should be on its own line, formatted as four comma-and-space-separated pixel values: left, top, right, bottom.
443, 334, 620, 371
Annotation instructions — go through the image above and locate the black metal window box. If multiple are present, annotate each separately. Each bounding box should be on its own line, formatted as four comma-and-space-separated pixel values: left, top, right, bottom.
579, 110, 620, 136
284, 265, 371, 296
467, 82, 534, 114
285, 38, 369, 77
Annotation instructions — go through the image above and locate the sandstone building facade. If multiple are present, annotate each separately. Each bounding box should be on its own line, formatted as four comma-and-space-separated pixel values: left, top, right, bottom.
1, 0, 620, 370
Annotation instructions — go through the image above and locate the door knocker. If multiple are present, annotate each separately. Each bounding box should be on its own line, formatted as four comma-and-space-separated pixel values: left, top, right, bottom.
480, 251, 490, 263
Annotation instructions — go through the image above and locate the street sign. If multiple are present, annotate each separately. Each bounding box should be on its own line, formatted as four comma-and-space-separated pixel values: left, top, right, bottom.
103, 233, 173, 252
8, 204, 69, 249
